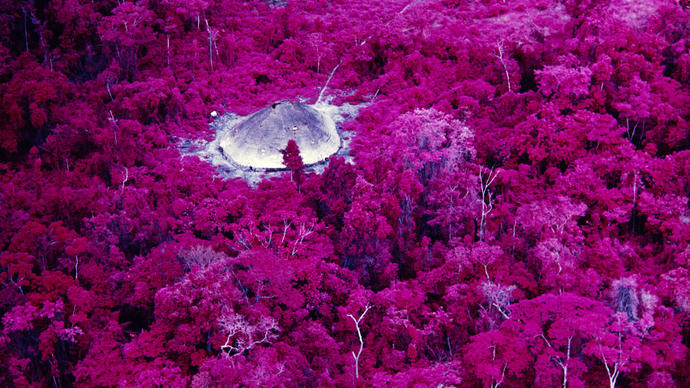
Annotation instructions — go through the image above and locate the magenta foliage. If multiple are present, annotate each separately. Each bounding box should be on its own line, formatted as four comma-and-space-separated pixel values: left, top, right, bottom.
0, 0, 689, 386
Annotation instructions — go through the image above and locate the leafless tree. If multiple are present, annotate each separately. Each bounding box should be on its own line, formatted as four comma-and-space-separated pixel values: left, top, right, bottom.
218, 311, 279, 357
347, 304, 371, 379
205, 19, 219, 71
537, 333, 573, 388
492, 41, 512, 93
478, 167, 499, 241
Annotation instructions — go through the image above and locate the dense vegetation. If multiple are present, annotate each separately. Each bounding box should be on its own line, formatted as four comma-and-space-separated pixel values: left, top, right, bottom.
1, 0, 689, 386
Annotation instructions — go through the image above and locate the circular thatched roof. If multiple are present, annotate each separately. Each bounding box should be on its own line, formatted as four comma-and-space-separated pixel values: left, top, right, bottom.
219, 101, 341, 169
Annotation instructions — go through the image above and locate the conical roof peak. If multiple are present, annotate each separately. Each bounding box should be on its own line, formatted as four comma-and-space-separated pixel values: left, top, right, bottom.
219, 101, 340, 169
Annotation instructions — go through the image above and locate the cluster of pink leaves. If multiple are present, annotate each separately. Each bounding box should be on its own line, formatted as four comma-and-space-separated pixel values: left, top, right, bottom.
0, 0, 689, 386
